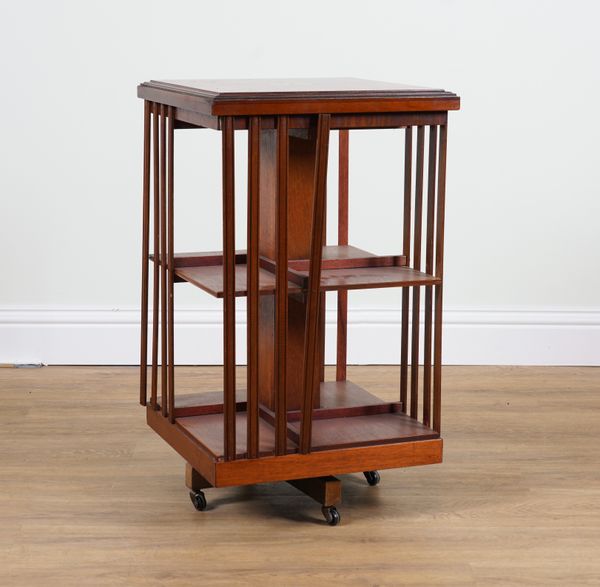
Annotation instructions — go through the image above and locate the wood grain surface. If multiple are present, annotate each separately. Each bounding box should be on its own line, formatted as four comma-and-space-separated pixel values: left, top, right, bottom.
1, 365, 599, 586
137, 77, 460, 117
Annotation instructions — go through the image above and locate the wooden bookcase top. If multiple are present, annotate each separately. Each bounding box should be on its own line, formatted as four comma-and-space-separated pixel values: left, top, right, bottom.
138, 77, 460, 116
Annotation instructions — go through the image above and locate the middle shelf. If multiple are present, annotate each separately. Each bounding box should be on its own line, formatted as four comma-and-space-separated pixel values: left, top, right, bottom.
152, 245, 440, 299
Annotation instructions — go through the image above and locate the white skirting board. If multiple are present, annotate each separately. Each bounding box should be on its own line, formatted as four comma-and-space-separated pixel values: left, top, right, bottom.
0, 307, 599, 366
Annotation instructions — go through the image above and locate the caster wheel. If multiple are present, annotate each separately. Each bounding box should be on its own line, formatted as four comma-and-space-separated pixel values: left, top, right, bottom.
321, 506, 341, 526
363, 470, 380, 486
189, 490, 207, 511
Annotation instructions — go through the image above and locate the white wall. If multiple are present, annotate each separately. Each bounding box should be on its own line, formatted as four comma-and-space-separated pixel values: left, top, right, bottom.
1, 0, 599, 365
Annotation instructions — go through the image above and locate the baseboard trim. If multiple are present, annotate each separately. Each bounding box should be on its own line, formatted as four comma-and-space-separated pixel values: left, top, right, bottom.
1, 306, 599, 366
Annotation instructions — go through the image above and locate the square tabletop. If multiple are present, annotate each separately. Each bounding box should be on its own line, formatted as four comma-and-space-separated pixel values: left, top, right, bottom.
138, 77, 459, 116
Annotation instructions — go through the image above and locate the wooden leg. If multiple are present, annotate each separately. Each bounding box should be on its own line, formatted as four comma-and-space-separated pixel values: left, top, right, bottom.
185, 463, 213, 491
186, 463, 211, 512
287, 475, 341, 507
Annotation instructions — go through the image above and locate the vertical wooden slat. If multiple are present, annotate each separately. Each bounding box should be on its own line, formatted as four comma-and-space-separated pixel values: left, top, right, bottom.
423, 125, 438, 427
300, 114, 331, 454
139, 100, 151, 406
222, 117, 236, 460
167, 106, 175, 423
336, 129, 349, 382
433, 125, 447, 433
400, 127, 413, 412
246, 116, 260, 458
319, 293, 326, 382
160, 105, 168, 418
319, 178, 327, 384
410, 126, 425, 419
275, 115, 289, 456
150, 103, 160, 410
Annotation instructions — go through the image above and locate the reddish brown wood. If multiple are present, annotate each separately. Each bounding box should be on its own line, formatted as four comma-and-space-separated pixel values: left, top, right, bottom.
178, 412, 294, 460
300, 114, 331, 454
146, 405, 216, 485
177, 400, 437, 461
433, 125, 447, 433
185, 463, 213, 490
167, 107, 175, 423
160, 105, 168, 418
338, 130, 350, 245
175, 264, 301, 298
138, 78, 459, 506
215, 439, 443, 488
290, 411, 438, 451
285, 402, 403, 423
287, 476, 341, 507
287, 251, 405, 272
257, 127, 323, 413
174, 109, 447, 132
319, 162, 328, 385
246, 116, 260, 458
423, 125, 438, 427
139, 100, 151, 406
150, 104, 160, 410
336, 290, 348, 382
138, 78, 460, 117
400, 126, 412, 412
336, 129, 349, 382
319, 292, 326, 383
173, 250, 418, 298
222, 117, 237, 460
330, 112, 448, 130
175, 400, 247, 419
170, 378, 391, 419
318, 266, 438, 290
168, 250, 247, 268
410, 126, 425, 419
275, 115, 289, 456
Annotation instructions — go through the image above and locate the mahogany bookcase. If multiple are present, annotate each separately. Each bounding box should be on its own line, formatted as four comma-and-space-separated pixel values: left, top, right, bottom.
137, 78, 460, 525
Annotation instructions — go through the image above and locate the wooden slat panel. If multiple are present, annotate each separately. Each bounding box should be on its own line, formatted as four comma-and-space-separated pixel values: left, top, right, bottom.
410, 126, 425, 419
423, 125, 438, 427
300, 114, 331, 454
433, 125, 448, 433
246, 116, 260, 458
336, 129, 349, 382
275, 115, 289, 456
222, 117, 237, 460
400, 127, 412, 412
139, 100, 151, 406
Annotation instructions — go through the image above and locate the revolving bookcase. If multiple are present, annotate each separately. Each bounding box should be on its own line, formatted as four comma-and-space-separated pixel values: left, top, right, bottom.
137, 78, 460, 525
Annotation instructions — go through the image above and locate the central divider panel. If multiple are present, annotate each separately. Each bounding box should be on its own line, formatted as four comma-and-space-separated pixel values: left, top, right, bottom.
258, 127, 321, 412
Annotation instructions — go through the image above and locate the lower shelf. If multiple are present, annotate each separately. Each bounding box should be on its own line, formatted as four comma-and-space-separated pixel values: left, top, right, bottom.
163, 380, 438, 460
147, 402, 442, 488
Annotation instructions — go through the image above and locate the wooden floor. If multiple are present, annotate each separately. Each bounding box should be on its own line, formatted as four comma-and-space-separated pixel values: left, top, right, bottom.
1, 366, 599, 586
